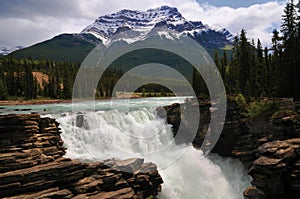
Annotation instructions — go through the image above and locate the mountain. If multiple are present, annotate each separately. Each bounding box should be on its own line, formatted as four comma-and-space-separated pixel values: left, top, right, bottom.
0, 46, 23, 55
82, 6, 233, 48
10, 6, 233, 62
10, 34, 99, 62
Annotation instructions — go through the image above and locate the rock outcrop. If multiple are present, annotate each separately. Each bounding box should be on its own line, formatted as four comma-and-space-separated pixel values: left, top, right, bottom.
247, 138, 300, 199
0, 114, 163, 199
157, 96, 300, 198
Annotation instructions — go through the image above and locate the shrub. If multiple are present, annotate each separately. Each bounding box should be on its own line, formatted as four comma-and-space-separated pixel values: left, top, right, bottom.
234, 93, 247, 108
243, 100, 279, 119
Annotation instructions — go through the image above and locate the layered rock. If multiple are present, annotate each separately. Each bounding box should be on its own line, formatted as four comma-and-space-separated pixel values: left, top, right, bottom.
247, 138, 300, 199
0, 114, 66, 173
157, 96, 241, 155
158, 96, 300, 198
0, 114, 163, 199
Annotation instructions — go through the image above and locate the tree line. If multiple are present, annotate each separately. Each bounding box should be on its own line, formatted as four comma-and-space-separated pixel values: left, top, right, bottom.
193, 0, 300, 100
0, 57, 175, 100
0, 57, 77, 100
0, 0, 299, 101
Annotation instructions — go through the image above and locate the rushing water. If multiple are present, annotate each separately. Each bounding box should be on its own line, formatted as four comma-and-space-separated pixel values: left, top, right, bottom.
0, 97, 250, 198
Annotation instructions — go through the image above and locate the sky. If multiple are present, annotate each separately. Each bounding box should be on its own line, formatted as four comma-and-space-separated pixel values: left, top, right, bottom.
196, 0, 279, 8
0, 0, 286, 48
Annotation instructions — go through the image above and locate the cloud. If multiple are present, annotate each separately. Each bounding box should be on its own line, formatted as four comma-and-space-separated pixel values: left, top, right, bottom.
0, 0, 285, 48
194, 1, 285, 46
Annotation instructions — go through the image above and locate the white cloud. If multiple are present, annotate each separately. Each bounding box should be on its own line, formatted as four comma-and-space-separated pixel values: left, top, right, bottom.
0, 0, 285, 47
0, 17, 91, 48
193, 1, 285, 46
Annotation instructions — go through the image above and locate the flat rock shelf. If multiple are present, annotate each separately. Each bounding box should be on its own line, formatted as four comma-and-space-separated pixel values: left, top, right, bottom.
0, 114, 163, 199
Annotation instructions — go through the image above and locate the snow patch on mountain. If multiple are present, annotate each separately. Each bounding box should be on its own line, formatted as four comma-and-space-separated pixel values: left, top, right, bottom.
81, 6, 233, 48
0, 46, 23, 55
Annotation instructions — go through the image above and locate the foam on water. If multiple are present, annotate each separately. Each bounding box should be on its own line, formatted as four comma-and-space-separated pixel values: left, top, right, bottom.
51, 99, 250, 199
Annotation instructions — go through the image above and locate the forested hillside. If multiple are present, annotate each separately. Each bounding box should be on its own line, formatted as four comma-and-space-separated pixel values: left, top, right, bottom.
194, 0, 300, 100
0, 1, 299, 101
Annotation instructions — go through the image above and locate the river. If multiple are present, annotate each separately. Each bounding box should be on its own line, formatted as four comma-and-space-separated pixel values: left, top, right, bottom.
0, 97, 250, 199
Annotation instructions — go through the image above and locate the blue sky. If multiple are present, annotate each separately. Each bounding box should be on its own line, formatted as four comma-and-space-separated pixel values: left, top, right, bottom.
0, 0, 286, 48
196, 0, 280, 8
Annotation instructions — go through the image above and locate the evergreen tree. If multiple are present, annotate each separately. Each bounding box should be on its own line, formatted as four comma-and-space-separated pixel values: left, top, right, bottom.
255, 39, 265, 96
63, 71, 72, 99
271, 29, 282, 96
24, 60, 35, 99
238, 29, 251, 95
220, 50, 227, 82
192, 66, 202, 97
227, 36, 241, 93
0, 79, 8, 100
280, 0, 298, 98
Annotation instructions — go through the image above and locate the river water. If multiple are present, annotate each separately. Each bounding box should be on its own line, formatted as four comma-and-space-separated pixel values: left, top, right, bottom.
0, 97, 250, 199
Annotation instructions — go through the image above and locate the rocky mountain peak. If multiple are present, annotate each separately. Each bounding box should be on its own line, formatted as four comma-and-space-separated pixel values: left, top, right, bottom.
80, 6, 233, 48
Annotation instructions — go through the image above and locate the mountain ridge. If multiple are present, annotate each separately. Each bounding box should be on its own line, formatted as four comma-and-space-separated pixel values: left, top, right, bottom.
0, 46, 23, 56
81, 5, 233, 48
9, 5, 234, 62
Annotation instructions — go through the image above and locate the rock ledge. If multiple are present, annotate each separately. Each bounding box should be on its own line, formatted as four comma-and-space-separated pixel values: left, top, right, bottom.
0, 114, 163, 199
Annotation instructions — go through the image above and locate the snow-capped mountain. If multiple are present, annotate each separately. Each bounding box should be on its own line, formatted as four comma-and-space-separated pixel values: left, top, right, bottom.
81, 5, 233, 48
11, 6, 234, 62
0, 46, 23, 55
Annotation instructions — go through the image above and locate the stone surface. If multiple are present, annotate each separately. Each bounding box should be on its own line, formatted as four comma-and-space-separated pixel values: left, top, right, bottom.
158, 96, 300, 198
248, 138, 300, 198
0, 114, 66, 173
0, 114, 163, 199
243, 186, 266, 199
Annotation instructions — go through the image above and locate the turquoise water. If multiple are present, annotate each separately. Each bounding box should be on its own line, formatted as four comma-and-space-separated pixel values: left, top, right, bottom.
0, 97, 250, 199
0, 97, 188, 115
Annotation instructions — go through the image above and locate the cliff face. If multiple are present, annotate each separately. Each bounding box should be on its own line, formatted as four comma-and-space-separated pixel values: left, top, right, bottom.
0, 114, 163, 199
157, 97, 300, 199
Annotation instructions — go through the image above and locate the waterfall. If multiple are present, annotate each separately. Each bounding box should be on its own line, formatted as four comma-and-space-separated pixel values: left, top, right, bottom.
52, 99, 250, 199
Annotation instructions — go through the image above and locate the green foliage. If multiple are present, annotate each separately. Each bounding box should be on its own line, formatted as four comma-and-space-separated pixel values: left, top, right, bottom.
142, 88, 146, 97
243, 100, 280, 119
234, 93, 247, 108
220, 1, 300, 101
278, 0, 300, 100
0, 79, 8, 100
0, 0, 299, 101
0, 57, 80, 99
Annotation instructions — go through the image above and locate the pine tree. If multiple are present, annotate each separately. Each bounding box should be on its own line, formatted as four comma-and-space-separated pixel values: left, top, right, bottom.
227, 35, 241, 93
63, 70, 72, 99
238, 29, 251, 95
0, 78, 8, 100
0, 60, 8, 99
192, 66, 202, 97
281, 0, 297, 42
264, 47, 271, 95
280, 0, 298, 98
296, 0, 300, 99
214, 50, 221, 69
24, 60, 35, 99
256, 39, 265, 96
48, 75, 58, 98
220, 50, 227, 82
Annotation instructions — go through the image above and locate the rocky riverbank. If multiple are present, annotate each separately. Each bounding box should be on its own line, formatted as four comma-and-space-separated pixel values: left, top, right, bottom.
157, 96, 300, 199
0, 114, 163, 199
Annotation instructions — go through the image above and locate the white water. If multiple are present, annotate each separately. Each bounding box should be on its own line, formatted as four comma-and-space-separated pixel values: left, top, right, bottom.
2, 97, 250, 198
